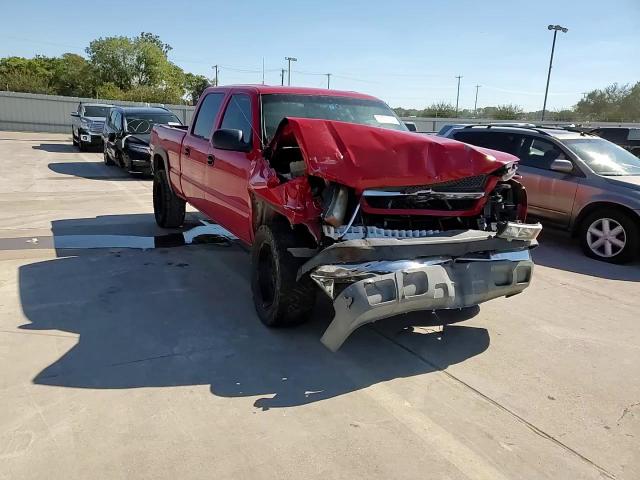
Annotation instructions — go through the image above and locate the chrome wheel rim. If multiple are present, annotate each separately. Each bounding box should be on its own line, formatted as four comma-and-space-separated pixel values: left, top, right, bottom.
586, 217, 626, 258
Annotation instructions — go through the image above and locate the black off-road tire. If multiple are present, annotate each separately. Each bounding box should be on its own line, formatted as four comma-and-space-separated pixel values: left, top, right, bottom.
579, 208, 639, 264
72, 129, 78, 146
78, 139, 86, 152
153, 169, 185, 228
251, 223, 316, 327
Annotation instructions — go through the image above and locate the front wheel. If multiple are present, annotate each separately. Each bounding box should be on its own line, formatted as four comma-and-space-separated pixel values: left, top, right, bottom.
72, 129, 78, 146
251, 223, 316, 327
153, 169, 185, 228
579, 208, 639, 263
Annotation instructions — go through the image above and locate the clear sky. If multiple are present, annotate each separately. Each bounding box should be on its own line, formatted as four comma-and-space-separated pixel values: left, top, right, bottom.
1, 0, 639, 111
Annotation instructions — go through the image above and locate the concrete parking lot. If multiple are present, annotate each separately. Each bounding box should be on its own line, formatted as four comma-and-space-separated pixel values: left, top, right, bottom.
0, 131, 639, 479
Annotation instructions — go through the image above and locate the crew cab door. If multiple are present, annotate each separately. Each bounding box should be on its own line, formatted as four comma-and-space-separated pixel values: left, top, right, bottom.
207, 93, 256, 243
516, 137, 580, 227
180, 92, 225, 211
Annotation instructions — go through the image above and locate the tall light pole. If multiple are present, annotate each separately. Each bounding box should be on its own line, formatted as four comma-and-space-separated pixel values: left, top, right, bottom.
280, 68, 286, 86
474, 84, 481, 117
325, 73, 331, 89
455, 75, 463, 117
285, 57, 297, 86
541, 24, 568, 121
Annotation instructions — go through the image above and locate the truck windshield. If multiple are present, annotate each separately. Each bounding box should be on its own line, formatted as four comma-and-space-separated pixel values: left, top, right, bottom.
261, 94, 407, 142
83, 106, 110, 117
564, 138, 640, 176
125, 113, 182, 134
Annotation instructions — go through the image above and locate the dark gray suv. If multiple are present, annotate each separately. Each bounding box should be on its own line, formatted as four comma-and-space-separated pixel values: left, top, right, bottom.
440, 125, 640, 263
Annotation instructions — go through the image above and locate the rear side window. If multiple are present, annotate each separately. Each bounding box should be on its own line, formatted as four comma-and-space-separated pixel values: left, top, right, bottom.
220, 94, 253, 147
452, 131, 524, 156
192, 93, 225, 139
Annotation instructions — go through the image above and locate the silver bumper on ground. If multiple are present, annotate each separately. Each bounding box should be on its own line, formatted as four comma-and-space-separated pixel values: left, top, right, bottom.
313, 250, 533, 351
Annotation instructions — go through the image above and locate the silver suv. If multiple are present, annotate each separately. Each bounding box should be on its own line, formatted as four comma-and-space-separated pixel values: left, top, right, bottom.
70, 102, 113, 151
440, 125, 640, 263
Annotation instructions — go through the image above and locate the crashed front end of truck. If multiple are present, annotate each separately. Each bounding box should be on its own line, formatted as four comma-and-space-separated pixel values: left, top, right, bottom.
250, 118, 541, 351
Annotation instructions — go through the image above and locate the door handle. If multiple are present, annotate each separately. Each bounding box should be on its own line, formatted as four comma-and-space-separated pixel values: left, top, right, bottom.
207, 154, 215, 165
184, 146, 191, 156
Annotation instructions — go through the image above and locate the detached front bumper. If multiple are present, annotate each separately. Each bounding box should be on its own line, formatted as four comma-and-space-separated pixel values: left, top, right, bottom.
315, 251, 533, 351
301, 228, 539, 351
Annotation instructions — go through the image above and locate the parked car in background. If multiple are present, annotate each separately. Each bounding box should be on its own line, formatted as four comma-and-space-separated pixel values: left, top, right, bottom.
102, 106, 183, 175
441, 125, 640, 263
70, 102, 112, 151
150, 85, 540, 350
590, 127, 640, 158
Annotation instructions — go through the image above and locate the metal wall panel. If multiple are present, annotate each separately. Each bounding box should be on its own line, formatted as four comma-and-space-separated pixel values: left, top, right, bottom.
0, 91, 196, 133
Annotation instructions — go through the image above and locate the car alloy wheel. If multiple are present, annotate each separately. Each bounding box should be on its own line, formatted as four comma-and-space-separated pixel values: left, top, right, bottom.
586, 217, 626, 258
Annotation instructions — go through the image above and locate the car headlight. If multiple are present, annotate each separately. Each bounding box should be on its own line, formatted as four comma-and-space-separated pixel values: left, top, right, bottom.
500, 161, 518, 181
127, 143, 151, 154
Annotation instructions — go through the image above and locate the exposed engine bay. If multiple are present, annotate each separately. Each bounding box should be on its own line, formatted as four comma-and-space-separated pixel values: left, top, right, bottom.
253, 117, 541, 350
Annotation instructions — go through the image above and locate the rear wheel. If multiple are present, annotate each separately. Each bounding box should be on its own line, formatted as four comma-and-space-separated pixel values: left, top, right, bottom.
153, 169, 185, 228
579, 208, 639, 263
251, 223, 316, 327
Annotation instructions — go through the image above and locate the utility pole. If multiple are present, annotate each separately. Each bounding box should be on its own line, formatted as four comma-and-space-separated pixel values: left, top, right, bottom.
285, 56, 297, 86
280, 68, 286, 86
542, 24, 568, 121
474, 84, 481, 117
262, 57, 265, 85
455, 75, 463, 117
212, 65, 219, 86
325, 73, 332, 89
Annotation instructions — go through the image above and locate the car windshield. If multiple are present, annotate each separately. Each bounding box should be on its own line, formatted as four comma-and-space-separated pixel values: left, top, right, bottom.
84, 106, 110, 117
125, 113, 181, 134
261, 94, 407, 142
564, 137, 640, 176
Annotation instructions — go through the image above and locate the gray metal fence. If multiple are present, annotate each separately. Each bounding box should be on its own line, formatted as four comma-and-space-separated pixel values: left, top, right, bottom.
0, 91, 196, 133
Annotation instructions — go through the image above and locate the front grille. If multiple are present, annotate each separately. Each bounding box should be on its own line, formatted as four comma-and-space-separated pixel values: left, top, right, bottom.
404, 175, 487, 193
89, 121, 105, 133
365, 196, 478, 211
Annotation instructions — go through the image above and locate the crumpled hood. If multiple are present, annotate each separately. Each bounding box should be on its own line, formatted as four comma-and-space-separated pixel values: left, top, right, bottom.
277, 118, 517, 189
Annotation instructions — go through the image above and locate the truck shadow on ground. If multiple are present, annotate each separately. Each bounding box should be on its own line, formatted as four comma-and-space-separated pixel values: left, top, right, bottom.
48, 161, 143, 180
532, 229, 640, 282
32, 143, 78, 153
18, 223, 489, 409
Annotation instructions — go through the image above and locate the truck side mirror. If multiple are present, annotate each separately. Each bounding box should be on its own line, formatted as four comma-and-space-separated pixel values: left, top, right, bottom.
108, 132, 116, 142
212, 128, 251, 152
404, 121, 417, 132
70, 112, 79, 117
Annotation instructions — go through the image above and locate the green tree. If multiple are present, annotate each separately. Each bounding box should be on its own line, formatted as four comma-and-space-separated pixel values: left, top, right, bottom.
422, 102, 456, 118
183, 73, 210, 105
0, 56, 52, 93
491, 104, 523, 120
576, 82, 640, 121
50, 53, 95, 97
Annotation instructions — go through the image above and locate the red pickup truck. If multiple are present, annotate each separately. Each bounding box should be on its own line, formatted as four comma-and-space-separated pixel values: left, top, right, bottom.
150, 85, 541, 350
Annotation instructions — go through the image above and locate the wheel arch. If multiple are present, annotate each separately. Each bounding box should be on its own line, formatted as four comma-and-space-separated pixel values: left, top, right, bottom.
250, 193, 318, 248
572, 201, 640, 236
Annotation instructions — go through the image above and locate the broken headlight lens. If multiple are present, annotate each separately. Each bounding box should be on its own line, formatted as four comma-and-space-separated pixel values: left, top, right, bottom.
496, 221, 542, 241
